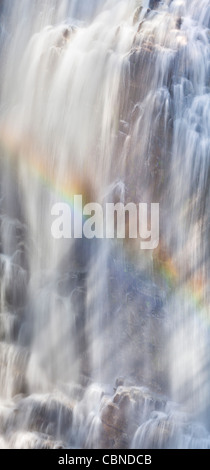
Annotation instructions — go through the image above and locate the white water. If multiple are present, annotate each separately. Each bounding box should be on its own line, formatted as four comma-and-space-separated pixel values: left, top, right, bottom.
0, 0, 209, 448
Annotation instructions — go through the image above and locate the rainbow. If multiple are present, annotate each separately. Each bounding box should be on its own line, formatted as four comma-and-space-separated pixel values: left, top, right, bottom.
0, 120, 208, 315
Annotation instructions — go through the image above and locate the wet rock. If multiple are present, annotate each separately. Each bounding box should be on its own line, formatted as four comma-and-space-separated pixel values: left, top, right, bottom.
78, 374, 94, 388
149, 0, 161, 9
7, 393, 73, 440
128, 45, 155, 103
0, 343, 29, 397
54, 25, 77, 49
99, 385, 165, 448
63, 28, 71, 40
99, 420, 129, 449
0, 313, 20, 342
100, 400, 130, 448
133, 415, 174, 449
115, 377, 126, 388
155, 397, 166, 411
106, 258, 169, 393
176, 17, 182, 30
101, 402, 127, 430
0, 256, 28, 308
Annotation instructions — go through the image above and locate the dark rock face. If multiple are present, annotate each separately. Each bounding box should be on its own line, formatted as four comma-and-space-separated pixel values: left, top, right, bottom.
129, 45, 155, 101
106, 258, 169, 393
55, 249, 168, 392
0, 313, 20, 342
133, 6, 143, 25
133, 0, 161, 23
149, 0, 161, 9
0, 260, 28, 309
5, 393, 73, 440
0, 343, 29, 397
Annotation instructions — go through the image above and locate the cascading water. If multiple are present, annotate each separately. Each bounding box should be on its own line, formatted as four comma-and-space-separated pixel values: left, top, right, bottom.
0, 0, 209, 449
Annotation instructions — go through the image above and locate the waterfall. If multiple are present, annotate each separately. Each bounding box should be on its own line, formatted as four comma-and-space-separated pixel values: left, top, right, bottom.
0, 0, 209, 449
